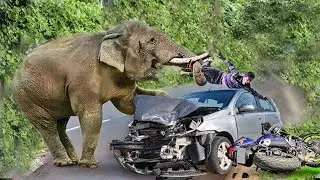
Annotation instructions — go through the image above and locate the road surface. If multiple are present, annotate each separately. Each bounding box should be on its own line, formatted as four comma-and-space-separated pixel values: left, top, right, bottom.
24, 84, 229, 180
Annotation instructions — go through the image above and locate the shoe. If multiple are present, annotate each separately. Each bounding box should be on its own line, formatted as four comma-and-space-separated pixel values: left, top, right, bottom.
192, 61, 207, 86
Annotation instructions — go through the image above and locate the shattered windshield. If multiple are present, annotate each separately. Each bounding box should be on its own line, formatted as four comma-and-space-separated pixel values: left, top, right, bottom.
181, 90, 236, 109
133, 91, 236, 126
134, 95, 207, 126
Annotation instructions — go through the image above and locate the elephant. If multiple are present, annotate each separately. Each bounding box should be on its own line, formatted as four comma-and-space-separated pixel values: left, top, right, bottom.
12, 19, 205, 168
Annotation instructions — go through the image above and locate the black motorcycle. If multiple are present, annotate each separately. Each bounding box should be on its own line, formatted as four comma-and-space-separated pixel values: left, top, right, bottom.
227, 122, 320, 172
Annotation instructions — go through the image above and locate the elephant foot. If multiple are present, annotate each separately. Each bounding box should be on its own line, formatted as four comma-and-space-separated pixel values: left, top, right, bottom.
67, 150, 79, 164
53, 157, 78, 166
68, 153, 79, 164
79, 159, 100, 169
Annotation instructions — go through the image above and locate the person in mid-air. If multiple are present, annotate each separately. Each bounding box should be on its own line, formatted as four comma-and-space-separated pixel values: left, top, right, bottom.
186, 53, 267, 100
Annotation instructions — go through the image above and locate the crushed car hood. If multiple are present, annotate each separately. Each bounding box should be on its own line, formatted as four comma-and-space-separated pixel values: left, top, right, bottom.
133, 95, 219, 126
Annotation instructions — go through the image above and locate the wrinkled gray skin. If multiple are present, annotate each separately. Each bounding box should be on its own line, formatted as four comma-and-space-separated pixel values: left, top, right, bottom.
12, 20, 195, 168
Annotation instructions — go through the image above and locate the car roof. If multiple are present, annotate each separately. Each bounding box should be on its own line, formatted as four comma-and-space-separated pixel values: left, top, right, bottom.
180, 88, 264, 99
182, 88, 245, 94
181, 88, 274, 101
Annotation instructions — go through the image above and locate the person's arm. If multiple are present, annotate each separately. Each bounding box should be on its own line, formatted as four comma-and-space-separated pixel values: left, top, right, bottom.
218, 53, 239, 77
244, 84, 266, 100
225, 60, 239, 77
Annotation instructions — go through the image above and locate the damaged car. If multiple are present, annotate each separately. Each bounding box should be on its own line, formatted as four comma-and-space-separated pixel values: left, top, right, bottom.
109, 88, 283, 178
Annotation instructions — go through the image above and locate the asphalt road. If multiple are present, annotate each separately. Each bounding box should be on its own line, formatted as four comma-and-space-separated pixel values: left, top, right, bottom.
24, 84, 228, 180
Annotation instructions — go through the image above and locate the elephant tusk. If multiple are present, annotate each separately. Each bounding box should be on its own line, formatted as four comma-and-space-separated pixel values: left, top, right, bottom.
169, 52, 210, 64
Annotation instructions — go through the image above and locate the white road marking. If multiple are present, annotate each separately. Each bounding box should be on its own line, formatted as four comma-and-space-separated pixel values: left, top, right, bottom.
66, 115, 125, 132
66, 118, 110, 132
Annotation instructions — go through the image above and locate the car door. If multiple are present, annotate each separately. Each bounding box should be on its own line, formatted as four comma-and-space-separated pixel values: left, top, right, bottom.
257, 98, 282, 127
234, 92, 265, 139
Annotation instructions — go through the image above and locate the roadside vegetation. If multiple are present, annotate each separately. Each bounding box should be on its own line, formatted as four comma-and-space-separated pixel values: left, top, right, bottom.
0, 0, 319, 178
259, 167, 320, 180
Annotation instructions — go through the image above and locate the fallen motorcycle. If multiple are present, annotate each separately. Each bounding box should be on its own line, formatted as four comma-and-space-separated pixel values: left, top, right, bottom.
227, 122, 320, 172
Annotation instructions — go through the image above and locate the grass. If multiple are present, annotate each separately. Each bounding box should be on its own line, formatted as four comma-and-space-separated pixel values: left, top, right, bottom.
285, 114, 320, 136
259, 167, 320, 180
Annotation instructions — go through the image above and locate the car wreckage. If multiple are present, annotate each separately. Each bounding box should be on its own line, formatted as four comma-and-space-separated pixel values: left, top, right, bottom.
109, 88, 283, 178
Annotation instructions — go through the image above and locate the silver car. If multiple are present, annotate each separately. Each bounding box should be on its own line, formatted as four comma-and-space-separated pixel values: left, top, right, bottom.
181, 88, 283, 140
110, 88, 283, 177
179, 88, 283, 172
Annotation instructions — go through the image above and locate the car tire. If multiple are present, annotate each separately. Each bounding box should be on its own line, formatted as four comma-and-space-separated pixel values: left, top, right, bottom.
253, 151, 301, 172
205, 136, 233, 174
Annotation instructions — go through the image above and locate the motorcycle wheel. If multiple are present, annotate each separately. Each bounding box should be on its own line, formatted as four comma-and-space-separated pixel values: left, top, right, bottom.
205, 136, 232, 174
253, 150, 301, 172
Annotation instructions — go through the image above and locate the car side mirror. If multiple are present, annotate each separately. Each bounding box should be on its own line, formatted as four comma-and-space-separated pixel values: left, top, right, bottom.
238, 104, 255, 112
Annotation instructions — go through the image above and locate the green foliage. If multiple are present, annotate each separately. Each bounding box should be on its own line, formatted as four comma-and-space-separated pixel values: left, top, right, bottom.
0, 0, 103, 176
285, 60, 320, 103
211, 0, 320, 104
286, 115, 320, 136
0, 0, 103, 82
102, 0, 215, 54
259, 166, 320, 180
0, 97, 44, 176
137, 68, 193, 89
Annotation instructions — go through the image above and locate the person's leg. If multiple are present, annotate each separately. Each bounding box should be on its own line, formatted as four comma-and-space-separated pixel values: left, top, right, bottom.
192, 61, 224, 86
203, 67, 224, 84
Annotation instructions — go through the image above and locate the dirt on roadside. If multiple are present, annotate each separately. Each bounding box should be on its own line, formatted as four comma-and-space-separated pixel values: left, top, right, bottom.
224, 165, 260, 180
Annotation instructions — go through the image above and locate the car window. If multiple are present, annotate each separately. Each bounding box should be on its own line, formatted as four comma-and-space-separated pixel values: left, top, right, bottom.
258, 99, 275, 112
235, 92, 258, 109
181, 90, 236, 109
184, 97, 200, 102
204, 98, 224, 108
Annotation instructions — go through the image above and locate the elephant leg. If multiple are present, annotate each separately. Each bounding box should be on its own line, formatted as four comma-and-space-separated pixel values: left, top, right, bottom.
68, 85, 102, 168
77, 108, 102, 168
136, 85, 170, 97
28, 109, 73, 166
57, 117, 79, 164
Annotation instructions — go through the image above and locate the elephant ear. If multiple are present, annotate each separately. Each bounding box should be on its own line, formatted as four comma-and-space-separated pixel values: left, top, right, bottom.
99, 33, 125, 72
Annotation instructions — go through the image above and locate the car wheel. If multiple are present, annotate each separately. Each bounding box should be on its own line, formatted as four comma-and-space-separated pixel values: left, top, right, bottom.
205, 136, 232, 174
